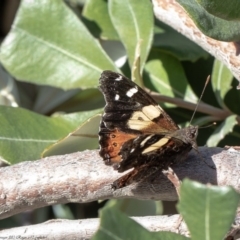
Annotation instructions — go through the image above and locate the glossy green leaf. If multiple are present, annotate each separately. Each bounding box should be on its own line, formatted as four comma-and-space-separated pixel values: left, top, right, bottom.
82, 0, 119, 40
197, 0, 240, 21
144, 51, 198, 103
92, 206, 189, 240
42, 113, 101, 157
0, 0, 118, 90
109, 0, 153, 72
211, 59, 233, 110
178, 179, 239, 240
207, 115, 238, 147
177, 0, 240, 41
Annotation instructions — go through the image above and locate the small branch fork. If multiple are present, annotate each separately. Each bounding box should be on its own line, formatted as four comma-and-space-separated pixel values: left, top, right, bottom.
0, 147, 239, 239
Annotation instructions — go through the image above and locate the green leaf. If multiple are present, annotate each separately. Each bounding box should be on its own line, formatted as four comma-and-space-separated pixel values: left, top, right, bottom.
178, 179, 239, 240
0, 0, 118, 90
93, 206, 189, 240
0, 106, 87, 164
207, 115, 238, 147
109, 0, 153, 72
82, 0, 119, 40
54, 109, 102, 129
211, 59, 233, 110
49, 88, 104, 113
153, 21, 209, 62
52, 204, 74, 219
144, 51, 198, 103
176, 0, 240, 41
197, 0, 240, 21
42, 113, 101, 157
33, 86, 79, 114
0, 107, 98, 164
106, 199, 157, 216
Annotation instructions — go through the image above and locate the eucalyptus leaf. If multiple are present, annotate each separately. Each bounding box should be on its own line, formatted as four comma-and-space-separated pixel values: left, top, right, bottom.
0, 0, 118, 90
177, 0, 240, 41
178, 179, 239, 240
207, 115, 238, 147
109, 0, 153, 72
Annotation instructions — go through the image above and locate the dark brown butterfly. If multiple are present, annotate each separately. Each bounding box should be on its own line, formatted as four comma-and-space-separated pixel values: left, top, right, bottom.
99, 70, 198, 189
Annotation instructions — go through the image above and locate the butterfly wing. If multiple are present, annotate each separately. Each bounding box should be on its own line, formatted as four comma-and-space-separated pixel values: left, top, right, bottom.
99, 70, 179, 171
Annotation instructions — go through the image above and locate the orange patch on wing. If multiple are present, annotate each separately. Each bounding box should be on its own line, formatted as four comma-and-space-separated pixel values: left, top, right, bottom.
105, 129, 137, 163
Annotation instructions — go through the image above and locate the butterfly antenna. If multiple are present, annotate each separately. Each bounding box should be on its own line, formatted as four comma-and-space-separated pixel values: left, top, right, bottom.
189, 75, 211, 125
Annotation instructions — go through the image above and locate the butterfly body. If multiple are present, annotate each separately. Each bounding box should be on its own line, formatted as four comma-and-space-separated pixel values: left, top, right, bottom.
99, 70, 198, 189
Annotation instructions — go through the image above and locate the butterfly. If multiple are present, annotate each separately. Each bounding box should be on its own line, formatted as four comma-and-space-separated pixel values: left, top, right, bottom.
99, 70, 198, 189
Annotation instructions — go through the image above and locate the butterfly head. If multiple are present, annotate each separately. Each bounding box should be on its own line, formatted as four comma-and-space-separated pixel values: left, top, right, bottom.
181, 125, 198, 151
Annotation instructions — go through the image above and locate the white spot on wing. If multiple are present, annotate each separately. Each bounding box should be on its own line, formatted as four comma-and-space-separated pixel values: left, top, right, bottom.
130, 148, 135, 153
115, 76, 123, 81
126, 87, 138, 97
115, 94, 120, 101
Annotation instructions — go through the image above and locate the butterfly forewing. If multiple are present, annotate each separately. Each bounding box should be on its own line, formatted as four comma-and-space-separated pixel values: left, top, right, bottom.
99, 71, 179, 133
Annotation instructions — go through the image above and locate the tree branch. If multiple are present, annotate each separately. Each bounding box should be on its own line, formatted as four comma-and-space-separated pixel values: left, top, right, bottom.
0, 147, 239, 220
0, 215, 189, 239
152, 0, 240, 88
0, 212, 239, 239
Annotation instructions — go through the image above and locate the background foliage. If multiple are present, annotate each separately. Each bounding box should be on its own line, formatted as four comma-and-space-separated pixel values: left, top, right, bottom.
0, 0, 239, 238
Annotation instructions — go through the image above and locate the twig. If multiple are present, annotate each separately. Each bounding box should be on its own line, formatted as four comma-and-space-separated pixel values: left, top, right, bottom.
149, 91, 231, 120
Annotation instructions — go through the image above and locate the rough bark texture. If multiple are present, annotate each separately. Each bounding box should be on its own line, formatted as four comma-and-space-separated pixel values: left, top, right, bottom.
153, 0, 240, 89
